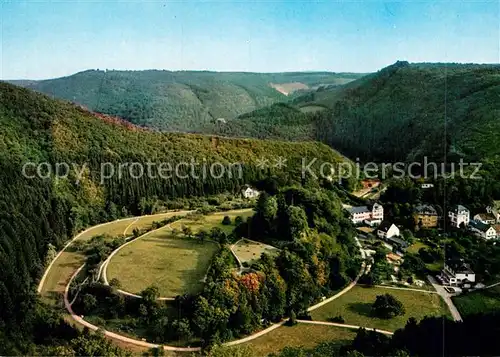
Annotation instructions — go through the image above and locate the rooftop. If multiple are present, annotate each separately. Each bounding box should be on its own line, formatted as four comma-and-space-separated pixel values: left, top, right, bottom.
469, 219, 492, 233
414, 204, 438, 216
446, 259, 474, 274
450, 204, 469, 214
349, 206, 370, 214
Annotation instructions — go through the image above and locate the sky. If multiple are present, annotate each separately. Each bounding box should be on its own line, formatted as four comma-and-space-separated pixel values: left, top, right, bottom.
1, 0, 499, 79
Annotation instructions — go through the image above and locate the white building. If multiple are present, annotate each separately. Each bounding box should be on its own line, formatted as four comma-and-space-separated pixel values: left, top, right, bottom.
377, 222, 400, 239
440, 260, 475, 287
448, 205, 470, 228
469, 220, 497, 240
242, 187, 260, 199
348, 203, 384, 225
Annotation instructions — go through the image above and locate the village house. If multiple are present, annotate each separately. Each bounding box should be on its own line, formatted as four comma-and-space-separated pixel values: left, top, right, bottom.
469, 220, 497, 240
413, 204, 439, 229
439, 259, 475, 287
473, 213, 496, 225
448, 205, 470, 228
241, 186, 260, 199
486, 201, 500, 223
377, 221, 400, 239
348, 203, 384, 226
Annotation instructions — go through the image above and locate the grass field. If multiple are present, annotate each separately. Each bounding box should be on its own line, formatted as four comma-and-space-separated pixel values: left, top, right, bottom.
106, 226, 219, 296
310, 286, 449, 331
453, 285, 500, 317
232, 239, 280, 265
40, 212, 189, 306
407, 241, 428, 254
245, 323, 356, 356
169, 208, 254, 235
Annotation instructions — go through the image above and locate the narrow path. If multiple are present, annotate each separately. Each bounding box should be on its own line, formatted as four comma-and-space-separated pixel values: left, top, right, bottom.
484, 281, 500, 289
369, 285, 438, 294
427, 275, 462, 322
122, 218, 139, 237
297, 320, 394, 336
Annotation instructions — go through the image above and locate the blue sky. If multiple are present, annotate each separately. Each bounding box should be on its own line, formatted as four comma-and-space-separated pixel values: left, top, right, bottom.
1, 0, 499, 79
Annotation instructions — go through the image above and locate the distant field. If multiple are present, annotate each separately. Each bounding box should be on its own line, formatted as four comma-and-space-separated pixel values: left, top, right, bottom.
299, 105, 328, 113
169, 208, 254, 235
310, 286, 449, 331
106, 226, 219, 297
245, 323, 356, 356
232, 239, 280, 265
453, 285, 500, 317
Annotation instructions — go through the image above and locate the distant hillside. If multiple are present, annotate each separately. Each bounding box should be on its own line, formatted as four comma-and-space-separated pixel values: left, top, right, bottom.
7, 70, 363, 132
226, 62, 500, 167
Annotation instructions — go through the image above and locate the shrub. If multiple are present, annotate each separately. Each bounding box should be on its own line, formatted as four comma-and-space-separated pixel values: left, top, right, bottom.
328, 315, 345, 323
222, 216, 232, 225
372, 293, 405, 319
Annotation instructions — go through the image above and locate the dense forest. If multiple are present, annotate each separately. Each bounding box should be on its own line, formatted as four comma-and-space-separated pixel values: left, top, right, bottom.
0, 81, 353, 354
9, 70, 363, 132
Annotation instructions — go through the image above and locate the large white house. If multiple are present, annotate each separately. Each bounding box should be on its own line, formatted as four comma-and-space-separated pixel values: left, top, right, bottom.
469, 220, 497, 240
348, 203, 384, 226
242, 186, 260, 199
440, 259, 475, 287
377, 222, 400, 239
448, 205, 470, 228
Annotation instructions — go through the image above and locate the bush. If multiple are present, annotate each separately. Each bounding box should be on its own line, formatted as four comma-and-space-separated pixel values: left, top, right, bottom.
222, 216, 232, 225
372, 293, 405, 319
288, 310, 297, 326
328, 315, 345, 323
234, 216, 244, 225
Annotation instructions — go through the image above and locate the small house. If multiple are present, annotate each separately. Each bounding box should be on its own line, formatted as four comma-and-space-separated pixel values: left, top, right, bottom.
242, 186, 260, 199
413, 204, 438, 229
469, 220, 497, 240
377, 222, 400, 240
440, 259, 475, 287
473, 213, 496, 225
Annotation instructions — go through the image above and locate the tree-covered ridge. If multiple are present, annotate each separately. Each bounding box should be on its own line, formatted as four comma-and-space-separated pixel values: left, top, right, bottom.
8, 70, 363, 132
218, 62, 500, 168
0, 81, 354, 354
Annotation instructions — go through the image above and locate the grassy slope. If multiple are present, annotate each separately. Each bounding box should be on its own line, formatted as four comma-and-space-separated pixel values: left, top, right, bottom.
453, 285, 500, 317
9, 70, 363, 132
41, 212, 185, 306
310, 286, 449, 331
107, 227, 219, 296
245, 323, 356, 356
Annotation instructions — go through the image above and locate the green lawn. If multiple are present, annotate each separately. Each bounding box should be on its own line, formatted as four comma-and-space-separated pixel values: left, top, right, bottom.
169, 208, 254, 235
232, 239, 280, 265
106, 226, 219, 296
310, 286, 450, 332
453, 285, 500, 317
244, 323, 356, 356
407, 241, 428, 254
40, 212, 189, 306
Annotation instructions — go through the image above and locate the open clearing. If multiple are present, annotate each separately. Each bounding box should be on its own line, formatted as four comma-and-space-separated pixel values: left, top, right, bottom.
106, 226, 219, 297
310, 286, 450, 331
245, 323, 356, 356
453, 285, 500, 317
169, 208, 253, 235
232, 239, 280, 265
40, 212, 189, 306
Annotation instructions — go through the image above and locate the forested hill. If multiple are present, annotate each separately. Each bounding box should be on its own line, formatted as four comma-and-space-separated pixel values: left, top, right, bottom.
7, 70, 363, 132
226, 61, 500, 165
0, 81, 352, 353
315, 61, 500, 163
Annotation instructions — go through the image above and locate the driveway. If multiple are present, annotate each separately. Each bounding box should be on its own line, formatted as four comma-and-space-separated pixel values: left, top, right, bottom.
427, 275, 462, 322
